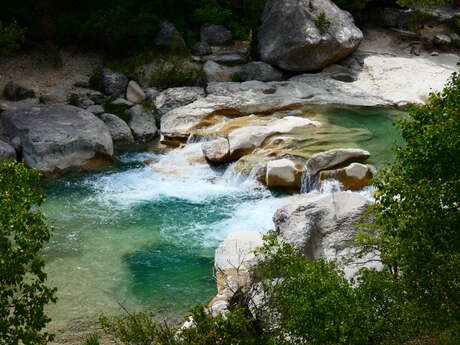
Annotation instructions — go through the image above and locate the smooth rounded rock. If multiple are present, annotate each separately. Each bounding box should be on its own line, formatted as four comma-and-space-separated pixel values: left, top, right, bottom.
126, 80, 146, 104
257, 0, 363, 72
1, 104, 114, 176
100, 113, 135, 144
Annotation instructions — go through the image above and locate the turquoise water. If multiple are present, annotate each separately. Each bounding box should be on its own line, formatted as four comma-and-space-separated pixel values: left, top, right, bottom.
41, 107, 404, 333
42, 144, 288, 332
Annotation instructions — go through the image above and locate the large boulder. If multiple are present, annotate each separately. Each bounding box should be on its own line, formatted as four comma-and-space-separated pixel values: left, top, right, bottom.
319, 163, 375, 190
306, 148, 370, 175
128, 105, 158, 141
1, 104, 114, 176
155, 86, 205, 115
0, 140, 16, 162
265, 158, 304, 192
273, 192, 381, 278
3, 81, 36, 101
99, 113, 135, 144
257, 0, 363, 72
238, 62, 283, 82
154, 20, 188, 52
201, 23, 232, 46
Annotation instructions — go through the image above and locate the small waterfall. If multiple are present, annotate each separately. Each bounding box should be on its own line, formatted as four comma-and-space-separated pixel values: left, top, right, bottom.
300, 169, 319, 193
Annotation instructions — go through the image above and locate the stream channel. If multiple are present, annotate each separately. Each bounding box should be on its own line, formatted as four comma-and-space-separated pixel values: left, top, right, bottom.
41, 106, 403, 332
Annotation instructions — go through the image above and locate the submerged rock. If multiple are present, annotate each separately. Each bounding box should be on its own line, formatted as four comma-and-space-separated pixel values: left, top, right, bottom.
273, 192, 381, 278
257, 0, 363, 72
228, 117, 321, 160
1, 104, 114, 176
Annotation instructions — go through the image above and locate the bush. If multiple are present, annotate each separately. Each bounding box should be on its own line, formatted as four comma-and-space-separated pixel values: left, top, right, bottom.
254, 238, 402, 345
150, 58, 201, 89
367, 70, 460, 335
103, 103, 132, 122
67, 93, 83, 107
0, 21, 26, 56
100, 306, 266, 345
0, 161, 56, 345
314, 12, 331, 35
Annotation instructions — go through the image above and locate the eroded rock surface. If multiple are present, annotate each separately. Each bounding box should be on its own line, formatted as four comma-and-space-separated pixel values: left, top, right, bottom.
273, 192, 381, 278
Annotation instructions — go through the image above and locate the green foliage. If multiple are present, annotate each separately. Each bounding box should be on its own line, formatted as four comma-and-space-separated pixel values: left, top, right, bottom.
150, 58, 201, 89
0, 21, 26, 56
367, 71, 460, 334
314, 12, 331, 35
0, 161, 56, 345
100, 311, 175, 345
67, 93, 83, 107
83, 334, 101, 345
178, 306, 267, 345
396, 0, 451, 6
89, 69, 104, 92
103, 103, 132, 122
254, 239, 402, 345
100, 306, 266, 345
143, 99, 157, 112
193, 0, 232, 25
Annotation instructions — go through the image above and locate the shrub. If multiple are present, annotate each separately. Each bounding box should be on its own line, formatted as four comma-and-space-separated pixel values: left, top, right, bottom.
193, 0, 233, 25
0, 21, 26, 56
103, 103, 132, 122
83, 334, 100, 345
100, 306, 266, 345
254, 238, 402, 345
0, 161, 56, 345
67, 93, 83, 107
88, 69, 104, 92
367, 70, 460, 336
150, 58, 201, 89
314, 12, 331, 35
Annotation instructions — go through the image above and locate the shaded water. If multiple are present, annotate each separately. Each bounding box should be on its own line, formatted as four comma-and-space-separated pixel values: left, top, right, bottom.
41, 107, 403, 332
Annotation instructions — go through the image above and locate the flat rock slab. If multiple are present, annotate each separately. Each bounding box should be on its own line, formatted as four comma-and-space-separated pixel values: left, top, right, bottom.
2, 104, 114, 176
